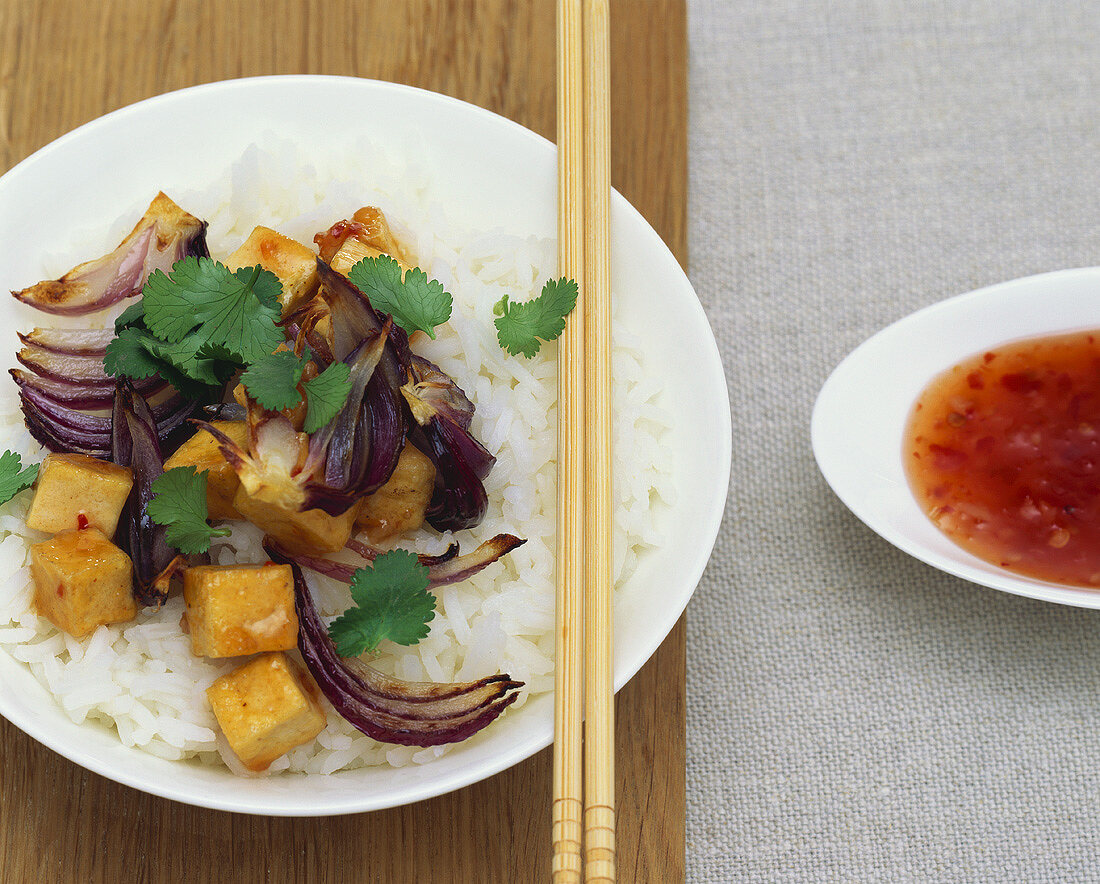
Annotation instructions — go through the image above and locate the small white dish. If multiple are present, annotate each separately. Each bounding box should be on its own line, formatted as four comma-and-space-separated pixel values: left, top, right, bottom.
812, 266, 1100, 609
0, 76, 732, 815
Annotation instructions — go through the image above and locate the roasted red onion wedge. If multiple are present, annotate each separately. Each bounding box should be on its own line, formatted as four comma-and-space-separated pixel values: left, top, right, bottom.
401, 355, 495, 531
12, 359, 194, 456
203, 325, 408, 518
10, 369, 117, 407
12, 193, 209, 315
18, 344, 120, 386
267, 552, 522, 747
21, 402, 110, 458
18, 327, 115, 356
113, 383, 176, 608
318, 260, 496, 531
16, 342, 162, 393
267, 533, 524, 589
316, 259, 411, 386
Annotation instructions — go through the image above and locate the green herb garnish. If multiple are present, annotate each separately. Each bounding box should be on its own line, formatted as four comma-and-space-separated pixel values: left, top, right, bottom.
147, 467, 231, 554
348, 254, 452, 339
493, 277, 578, 358
105, 256, 352, 429
141, 259, 284, 362
240, 349, 309, 412
327, 549, 436, 657
301, 362, 353, 433
0, 452, 38, 506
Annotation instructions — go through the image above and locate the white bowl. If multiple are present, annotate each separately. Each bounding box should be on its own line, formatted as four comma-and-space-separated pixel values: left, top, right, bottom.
812, 267, 1100, 608
0, 76, 731, 814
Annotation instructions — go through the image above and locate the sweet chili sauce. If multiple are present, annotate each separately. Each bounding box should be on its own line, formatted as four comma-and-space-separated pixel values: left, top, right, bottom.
904, 330, 1100, 586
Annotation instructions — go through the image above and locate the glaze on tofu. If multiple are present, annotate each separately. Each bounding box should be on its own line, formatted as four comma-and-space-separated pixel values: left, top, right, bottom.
25, 452, 133, 536
224, 226, 319, 317
30, 528, 135, 637
232, 485, 360, 555
206, 652, 326, 771
356, 443, 435, 542
183, 563, 298, 658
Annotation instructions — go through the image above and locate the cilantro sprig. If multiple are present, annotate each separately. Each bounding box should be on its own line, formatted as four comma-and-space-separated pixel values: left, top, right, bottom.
348, 255, 452, 339
493, 277, 578, 358
147, 467, 231, 555
240, 349, 309, 412
105, 256, 352, 431
0, 451, 38, 506
142, 259, 284, 362
327, 550, 436, 657
302, 362, 353, 433
105, 257, 283, 398
240, 349, 354, 433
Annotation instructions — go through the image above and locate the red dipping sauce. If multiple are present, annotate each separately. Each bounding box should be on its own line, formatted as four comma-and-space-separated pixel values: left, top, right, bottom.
905, 330, 1100, 587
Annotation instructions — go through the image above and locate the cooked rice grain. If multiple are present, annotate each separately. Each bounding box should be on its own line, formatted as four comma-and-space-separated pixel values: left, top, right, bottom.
0, 137, 672, 773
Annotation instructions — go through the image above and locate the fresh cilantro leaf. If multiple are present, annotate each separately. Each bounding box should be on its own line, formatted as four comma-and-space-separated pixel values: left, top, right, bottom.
148, 336, 233, 386
327, 549, 435, 657
103, 327, 163, 380
142, 258, 284, 363
142, 258, 235, 342
0, 451, 38, 506
493, 277, 579, 358
113, 300, 146, 332
348, 255, 452, 339
302, 361, 353, 433
240, 349, 308, 412
147, 467, 231, 555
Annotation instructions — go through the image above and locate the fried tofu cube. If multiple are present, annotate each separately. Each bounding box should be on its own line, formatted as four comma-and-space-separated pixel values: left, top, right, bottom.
356, 443, 436, 541
225, 226, 319, 316
207, 652, 326, 771
30, 528, 135, 637
183, 563, 298, 658
232, 486, 359, 555
25, 453, 133, 537
163, 421, 248, 520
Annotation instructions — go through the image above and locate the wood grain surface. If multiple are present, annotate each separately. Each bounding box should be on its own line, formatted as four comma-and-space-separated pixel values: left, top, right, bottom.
0, 1, 687, 881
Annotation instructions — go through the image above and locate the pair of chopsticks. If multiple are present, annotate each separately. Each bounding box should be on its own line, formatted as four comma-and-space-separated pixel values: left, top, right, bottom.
551, 1, 614, 883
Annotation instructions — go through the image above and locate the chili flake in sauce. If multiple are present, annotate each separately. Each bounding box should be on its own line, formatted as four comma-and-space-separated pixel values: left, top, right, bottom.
905, 330, 1100, 586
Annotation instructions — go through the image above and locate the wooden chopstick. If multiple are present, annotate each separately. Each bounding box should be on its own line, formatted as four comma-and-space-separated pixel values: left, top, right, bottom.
581, 0, 615, 881
552, 0, 616, 881
552, 0, 587, 881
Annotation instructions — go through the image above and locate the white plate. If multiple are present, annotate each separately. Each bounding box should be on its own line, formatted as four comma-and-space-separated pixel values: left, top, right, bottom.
812, 267, 1100, 608
0, 76, 731, 814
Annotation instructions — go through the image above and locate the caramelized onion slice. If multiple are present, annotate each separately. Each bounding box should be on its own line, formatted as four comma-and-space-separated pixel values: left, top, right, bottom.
113, 383, 175, 607
12, 192, 208, 316
268, 533, 524, 589
268, 554, 522, 747
10, 369, 118, 408
18, 327, 115, 356
401, 355, 495, 531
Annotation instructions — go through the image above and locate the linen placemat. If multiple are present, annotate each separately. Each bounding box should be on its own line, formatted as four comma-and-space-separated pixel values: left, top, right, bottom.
687, 2, 1100, 880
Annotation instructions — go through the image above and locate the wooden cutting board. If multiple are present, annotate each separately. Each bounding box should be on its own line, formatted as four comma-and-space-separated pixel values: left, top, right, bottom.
0, 1, 687, 880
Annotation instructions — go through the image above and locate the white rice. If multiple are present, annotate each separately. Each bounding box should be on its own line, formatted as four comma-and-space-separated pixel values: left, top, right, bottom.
0, 137, 673, 773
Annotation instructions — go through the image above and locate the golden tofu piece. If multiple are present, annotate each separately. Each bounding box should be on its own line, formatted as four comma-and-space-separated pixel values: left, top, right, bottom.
26, 453, 133, 536
30, 528, 135, 637
183, 563, 298, 658
232, 486, 359, 555
163, 421, 248, 521
207, 652, 326, 771
356, 443, 436, 541
225, 226, 319, 316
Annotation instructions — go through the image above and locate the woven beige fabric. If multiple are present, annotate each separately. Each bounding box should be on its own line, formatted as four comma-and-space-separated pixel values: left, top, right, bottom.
686, 2, 1100, 880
